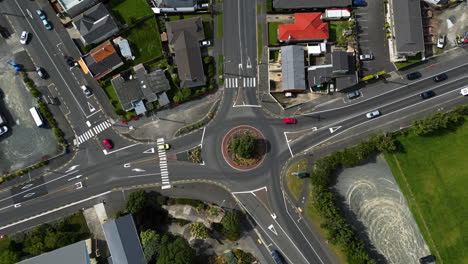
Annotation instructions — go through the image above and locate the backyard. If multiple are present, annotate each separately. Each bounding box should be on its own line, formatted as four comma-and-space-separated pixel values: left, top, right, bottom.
329, 21, 353, 46
268, 22, 282, 45
384, 121, 468, 264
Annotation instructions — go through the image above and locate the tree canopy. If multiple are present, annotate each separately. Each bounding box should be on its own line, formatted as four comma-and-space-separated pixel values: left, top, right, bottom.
221, 211, 241, 241
231, 135, 256, 159
126, 190, 148, 214
156, 235, 195, 264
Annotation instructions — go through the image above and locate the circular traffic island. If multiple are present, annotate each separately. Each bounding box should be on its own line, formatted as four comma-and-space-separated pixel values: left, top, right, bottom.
222, 125, 267, 171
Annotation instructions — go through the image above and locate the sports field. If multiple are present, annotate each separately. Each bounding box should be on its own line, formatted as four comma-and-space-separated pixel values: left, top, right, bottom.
384, 121, 468, 264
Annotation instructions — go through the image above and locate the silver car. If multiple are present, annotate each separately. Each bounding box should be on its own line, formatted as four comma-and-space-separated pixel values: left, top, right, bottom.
20, 31, 29, 44
366, 110, 381, 119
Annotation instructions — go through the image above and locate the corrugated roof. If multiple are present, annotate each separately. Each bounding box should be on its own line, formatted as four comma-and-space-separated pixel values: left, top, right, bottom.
17, 240, 90, 264
278, 13, 329, 41
391, 0, 424, 55
281, 45, 306, 91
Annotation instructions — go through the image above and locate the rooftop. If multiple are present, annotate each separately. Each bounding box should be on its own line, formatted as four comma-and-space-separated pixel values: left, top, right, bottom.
278, 13, 329, 42
281, 45, 306, 91
79, 40, 124, 80
72, 3, 119, 44
391, 0, 424, 55
17, 240, 90, 264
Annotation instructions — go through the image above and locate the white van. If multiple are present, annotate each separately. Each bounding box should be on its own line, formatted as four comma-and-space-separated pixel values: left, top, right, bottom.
460, 88, 468, 96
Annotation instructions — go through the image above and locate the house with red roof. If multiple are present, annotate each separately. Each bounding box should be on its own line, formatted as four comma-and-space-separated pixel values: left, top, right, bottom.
278, 13, 329, 43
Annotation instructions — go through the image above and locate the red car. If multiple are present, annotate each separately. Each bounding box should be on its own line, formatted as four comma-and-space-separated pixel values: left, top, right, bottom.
102, 139, 113, 149
283, 118, 297, 124
0, 235, 6, 239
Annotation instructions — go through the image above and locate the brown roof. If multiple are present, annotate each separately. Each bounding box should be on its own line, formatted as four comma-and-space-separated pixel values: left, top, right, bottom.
90, 40, 117, 62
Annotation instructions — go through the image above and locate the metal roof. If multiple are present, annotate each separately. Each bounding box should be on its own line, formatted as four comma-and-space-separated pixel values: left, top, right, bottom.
17, 240, 90, 264
281, 45, 306, 91
391, 0, 424, 55
72, 3, 119, 44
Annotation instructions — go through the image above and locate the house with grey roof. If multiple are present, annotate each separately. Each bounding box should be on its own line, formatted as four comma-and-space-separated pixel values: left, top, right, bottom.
273, 0, 351, 9
17, 240, 92, 264
72, 3, 119, 45
166, 17, 206, 88
388, 0, 425, 59
281, 45, 306, 92
150, 0, 197, 13
103, 214, 145, 264
56, 0, 100, 18
111, 63, 171, 115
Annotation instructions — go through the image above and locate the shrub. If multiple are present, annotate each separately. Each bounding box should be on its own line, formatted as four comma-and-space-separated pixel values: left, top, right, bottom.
115, 109, 126, 116
221, 211, 240, 241
126, 190, 148, 214
190, 222, 209, 239
231, 135, 256, 159
30, 88, 40, 98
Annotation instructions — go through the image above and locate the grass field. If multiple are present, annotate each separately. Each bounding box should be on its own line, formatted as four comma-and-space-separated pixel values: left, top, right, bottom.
286, 159, 307, 200
384, 122, 468, 263
329, 21, 351, 46
217, 12, 223, 39
257, 23, 263, 62
268, 22, 282, 45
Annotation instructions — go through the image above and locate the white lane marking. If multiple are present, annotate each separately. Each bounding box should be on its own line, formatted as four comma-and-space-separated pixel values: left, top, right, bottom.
232, 186, 267, 195
21, 184, 34, 190
143, 148, 155, 154
86, 121, 91, 127
127, 173, 161, 178
161, 185, 171, 189
235, 78, 238, 87
284, 132, 294, 157
200, 127, 206, 148
23, 193, 35, 198
131, 168, 146, 172
268, 224, 278, 235
232, 104, 262, 108
253, 77, 256, 87
67, 175, 82, 181
0, 191, 111, 231
329, 126, 342, 133
0, 205, 15, 212
243, 78, 246, 87
93, 127, 99, 134
103, 143, 140, 155
88, 102, 96, 112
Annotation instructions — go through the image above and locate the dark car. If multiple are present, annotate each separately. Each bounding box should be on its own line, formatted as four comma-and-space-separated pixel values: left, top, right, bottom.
407, 72, 422, 80
271, 250, 284, 264
64, 56, 76, 67
347, 90, 361, 99
353, 0, 367, 6
36, 67, 48, 79
419, 255, 436, 264
433, 73, 447, 82
420, 91, 435, 100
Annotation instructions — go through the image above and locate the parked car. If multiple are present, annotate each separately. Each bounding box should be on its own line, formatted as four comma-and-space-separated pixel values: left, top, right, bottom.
158, 144, 170, 150
284, 92, 296, 98
460, 87, 468, 96
0, 126, 8, 136
366, 110, 381, 119
36, 67, 48, 79
64, 56, 76, 67
353, 0, 368, 6
433, 73, 447, 82
347, 90, 361, 99
419, 255, 435, 264
80, 85, 92, 97
420, 90, 435, 100
36, 9, 46, 20
271, 250, 284, 264
42, 19, 52, 30
283, 118, 297, 124
406, 71, 422, 80
200, 40, 211, 47
293, 172, 309, 178
19, 31, 29, 44
102, 139, 113, 149
437, 35, 445, 49
359, 54, 374, 61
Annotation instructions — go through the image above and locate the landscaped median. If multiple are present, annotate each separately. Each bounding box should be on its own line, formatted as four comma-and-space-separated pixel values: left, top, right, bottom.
285, 159, 308, 201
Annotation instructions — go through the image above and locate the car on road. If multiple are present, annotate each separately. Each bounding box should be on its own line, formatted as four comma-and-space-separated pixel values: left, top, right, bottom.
353, 0, 367, 6
42, 19, 52, 30
158, 144, 170, 150
347, 90, 361, 99
433, 73, 447, 82
271, 250, 284, 264
36, 9, 46, 20
19, 31, 29, 44
460, 87, 468, 96
359, 54, 374, 61
199, 40, 211, 47
437, 35, 445, 49
102, 139, 113, 149
0, 126, 8, 136
406, 71, 422, 80
366, 110, 381, 119
80, 85, 92, 97
36, 67, 48, 79
283, 118, 297, 124
64, 56, 76, 67
420, 90, 435, 100
419, 255, 435, 264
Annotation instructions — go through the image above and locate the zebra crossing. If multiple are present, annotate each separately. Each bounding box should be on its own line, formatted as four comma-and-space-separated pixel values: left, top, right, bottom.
157, 138, 171, 189
225, 77, 256, 88
76, 120, 112, 145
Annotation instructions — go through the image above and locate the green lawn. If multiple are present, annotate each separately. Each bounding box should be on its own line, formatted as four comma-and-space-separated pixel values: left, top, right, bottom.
256, 3, 261, 15
110, 0, 153, 24
268, 22, 282, 45
217, 12, 223, 39
166, 14, 211, 22
384, 122, 468, 264
329, 21, 351, 46
257, 23, 263, 62
286, 159, 307, 201
394, 53, 422, 69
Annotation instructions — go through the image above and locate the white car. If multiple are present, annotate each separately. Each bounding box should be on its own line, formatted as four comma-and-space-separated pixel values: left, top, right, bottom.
460, 88, 468, 96
366, 110, 381, 119
359, 54, 374, 61
80, 85, 92, 97
20, 31, 29, 44
437, 35, 445, 49
200, 40, 211, 47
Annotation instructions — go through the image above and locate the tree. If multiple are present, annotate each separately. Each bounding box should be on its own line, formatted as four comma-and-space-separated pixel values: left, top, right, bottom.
126, 190, 148, 214
231, 135, 256, 159
190, 222, 209, 239
221, 211, 240, 241
157, 235, 195, 264
140, 230, 160, 262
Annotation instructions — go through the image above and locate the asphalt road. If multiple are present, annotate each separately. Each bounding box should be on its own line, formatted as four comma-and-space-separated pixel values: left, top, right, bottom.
0, 1, 468, 264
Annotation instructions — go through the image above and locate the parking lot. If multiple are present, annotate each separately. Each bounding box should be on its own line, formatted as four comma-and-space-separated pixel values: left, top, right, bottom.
355, 2, 396, 76
0, 31, 57, 175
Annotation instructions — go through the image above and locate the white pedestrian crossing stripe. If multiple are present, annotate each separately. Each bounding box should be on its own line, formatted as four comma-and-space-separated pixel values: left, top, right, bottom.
224, 77, 256, 88
76, 120, 112, 145
157, 138, 171, 189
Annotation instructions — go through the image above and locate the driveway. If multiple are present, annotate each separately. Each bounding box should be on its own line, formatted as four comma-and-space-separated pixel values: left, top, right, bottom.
355, 2, 396, 76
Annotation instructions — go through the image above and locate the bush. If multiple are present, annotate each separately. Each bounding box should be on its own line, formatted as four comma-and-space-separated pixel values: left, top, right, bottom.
115, 109, 126, 116
190, 222, 209, 239
412, 111, 464, 136
221, 211, 240, 241
231, 135, 256, 159
30, 88, 40, 98
126, 190, 148, 214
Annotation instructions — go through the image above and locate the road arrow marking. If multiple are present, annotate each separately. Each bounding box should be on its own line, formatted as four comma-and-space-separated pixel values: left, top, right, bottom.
311, 127, 318, 131
131, 168, 146, 172
23, 193, 35, 198
246, 57, 252, 69
268, 224, 278, 235
21, 184, 34, 190
271, 213, 277, 219
143, 148, 155, 154
88, 102, 96, 112
14, 204, 21, 208
124, 163, 131, 168
68, 175, 82, 181
200, 161, 205, 166
65, 165, 80, 173
75, 182, 83, 189
329, 126, 342, 133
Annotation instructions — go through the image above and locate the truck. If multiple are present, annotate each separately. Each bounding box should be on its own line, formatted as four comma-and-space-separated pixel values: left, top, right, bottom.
324, 8, 351, 20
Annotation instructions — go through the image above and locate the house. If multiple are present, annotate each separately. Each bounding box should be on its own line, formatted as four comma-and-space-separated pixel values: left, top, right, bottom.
388, 0, 424, 59
150, 0, 197, 13
17, 240, 93, 264
166, 17, 206, 88
278, 13, 329, 43
72, 3, 119, 45
111, 63, 171, 114
54, 0, 100, 18
273, 0, 352, 9
103, 214, 145, 264
281, 45, 306, 92
307, 51, 358, 90
78, 40, 124, 80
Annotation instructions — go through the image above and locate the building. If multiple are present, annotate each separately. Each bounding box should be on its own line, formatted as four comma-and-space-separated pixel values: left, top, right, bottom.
281, 45, 306, 92
17, 240, 92, 264
111, 64, 171, 114
278, 13, 329, 43
166, 17, 206, 88
55, 0, 100, 18
72, 3, 119, 45
103, 214, 145, 264
78, 40, 124, 80
113, 37, 135, 60
273, 0, 351, 9
150, 0, 197, 13
388, 0, 424, 58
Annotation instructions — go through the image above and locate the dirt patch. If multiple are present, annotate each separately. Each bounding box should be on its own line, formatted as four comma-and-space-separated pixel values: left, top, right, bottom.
429, 2, 468, 48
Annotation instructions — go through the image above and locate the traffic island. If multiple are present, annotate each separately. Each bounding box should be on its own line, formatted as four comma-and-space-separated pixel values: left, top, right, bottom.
221, 125, 267, 171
